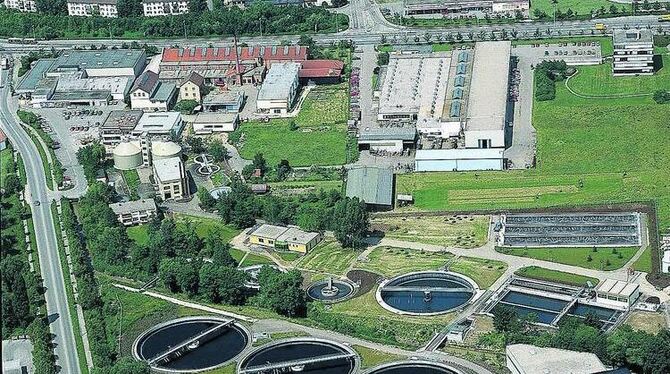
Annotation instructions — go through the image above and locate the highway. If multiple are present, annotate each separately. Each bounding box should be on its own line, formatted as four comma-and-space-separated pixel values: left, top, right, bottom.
0, 69, 82, 374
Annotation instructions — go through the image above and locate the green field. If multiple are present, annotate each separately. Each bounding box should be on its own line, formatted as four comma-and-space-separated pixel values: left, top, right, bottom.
512, 36, 614, 56
397, 84, 670, 236
354, 345, 404, 369
515, 266, 600, 287
268, 179, 342, 193
498, 246, 639, 270
127, 214, 240, 246
371, 215, 489, 248
296, 239, 358, 276
356, 246, 454, 276
530, 0, 626, 18
632, 247, 653, 273
448, 256, 508, 289
233, 83, 349, 166
239, 252, 275, 267
567, 55, 670, 96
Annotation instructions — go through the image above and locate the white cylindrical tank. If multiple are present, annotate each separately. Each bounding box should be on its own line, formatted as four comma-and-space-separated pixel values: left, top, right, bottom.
151, 141, 182, 161
113, 142, 142, 170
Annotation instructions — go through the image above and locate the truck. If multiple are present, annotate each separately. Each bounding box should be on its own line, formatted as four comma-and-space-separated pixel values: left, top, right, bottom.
1, 57, 8, 70
595, 23, 606, 31
659, 14, 670, 22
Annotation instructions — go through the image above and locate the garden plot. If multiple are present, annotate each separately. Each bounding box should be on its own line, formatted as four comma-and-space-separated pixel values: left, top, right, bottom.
371, 215, 489, 248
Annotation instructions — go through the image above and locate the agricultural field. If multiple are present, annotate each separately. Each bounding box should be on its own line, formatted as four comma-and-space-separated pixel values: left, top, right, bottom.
497, 246, 639, 271
567, 55, 670, 96
295, 239, 358, 276
268, 179, 343, 194
232, 83, 349, 166
396, 85, 670, 235
514, 266, 600, 287
371, 215, 489, 248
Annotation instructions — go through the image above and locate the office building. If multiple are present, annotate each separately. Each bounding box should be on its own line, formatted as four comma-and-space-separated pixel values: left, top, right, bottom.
612, 28, 654, 76
153, 156, 190, 200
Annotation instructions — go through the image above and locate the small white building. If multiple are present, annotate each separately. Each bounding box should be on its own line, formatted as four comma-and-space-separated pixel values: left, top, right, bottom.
153, 157, 190, 201
67, 0, 118, 17
506, 344, 607, 374
415, 148, 504, 172
142, 0, 189, 16
662, 251, 670, 273
192, 112, 239, 134
595, 279, 640, 309
109, 199, 158, 226
256, 62, 300, 115
3, 0, 37, 12
130, 71, 177, 112
131, 111, 184, 138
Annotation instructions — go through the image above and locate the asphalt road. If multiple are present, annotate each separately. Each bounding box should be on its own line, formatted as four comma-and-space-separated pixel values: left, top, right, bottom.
0, 69, 82, 374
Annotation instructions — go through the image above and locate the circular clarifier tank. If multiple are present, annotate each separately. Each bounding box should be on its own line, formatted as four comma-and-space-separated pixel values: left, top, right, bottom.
377, 271, 478, 316
132, 316, 250, 373
238, 337, 360, 374
365, 360, 464, 374
307, 277, 356, 303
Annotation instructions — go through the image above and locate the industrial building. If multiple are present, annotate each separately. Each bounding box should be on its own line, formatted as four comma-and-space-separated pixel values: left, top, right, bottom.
401, 0, 529, 18
50, 50, 146, 77
506, 344, 608, 374
357, 127, 417, 153
178, 71, 206, 103
202, 89, 245, 112
109, 199, 158, 226
248, 224, 322, 253
415, 148, 504, 171
67, 0, 119, 17
3, 0, 36, 12
192, 112, 239, 134
298, 59, 344, 84
159, 45, 308, 83
612, 28, 655, 76
100, 110, 143, 148
595, 279, 640, 309
142, 0, 189, 16
345, 166, 394, 210
130, 71, 177, 111
256, 62, 300, 115
153, 156, 190, 200
130, 111, 184, 138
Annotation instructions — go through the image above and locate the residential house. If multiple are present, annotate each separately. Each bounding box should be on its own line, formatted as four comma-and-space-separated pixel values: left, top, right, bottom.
130, 71, 177, 111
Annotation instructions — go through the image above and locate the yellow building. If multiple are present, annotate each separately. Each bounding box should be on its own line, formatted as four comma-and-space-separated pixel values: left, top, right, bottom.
248, 224, 322, 254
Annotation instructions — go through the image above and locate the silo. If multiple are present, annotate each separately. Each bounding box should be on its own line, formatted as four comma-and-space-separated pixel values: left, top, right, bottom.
151, 141, 182, 161
113, 142, 142, 170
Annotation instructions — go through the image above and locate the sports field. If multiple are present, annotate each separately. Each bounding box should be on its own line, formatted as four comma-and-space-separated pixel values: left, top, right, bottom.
232, 83, 349, 166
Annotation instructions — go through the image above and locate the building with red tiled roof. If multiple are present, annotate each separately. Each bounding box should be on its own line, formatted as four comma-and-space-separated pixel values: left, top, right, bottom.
159, 45, 308, 84
298, 59, 345, 84
0, 128, 7, 151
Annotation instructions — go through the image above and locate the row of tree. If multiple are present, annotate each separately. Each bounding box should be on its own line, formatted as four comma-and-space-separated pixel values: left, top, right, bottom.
0, 3, 347, 40
490, 306, 670, 374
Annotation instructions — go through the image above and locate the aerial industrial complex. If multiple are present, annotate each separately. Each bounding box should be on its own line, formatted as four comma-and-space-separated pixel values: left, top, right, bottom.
1, 5, 669, 374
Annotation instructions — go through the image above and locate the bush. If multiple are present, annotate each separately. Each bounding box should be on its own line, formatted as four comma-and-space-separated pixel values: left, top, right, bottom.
653, 90, 670, 104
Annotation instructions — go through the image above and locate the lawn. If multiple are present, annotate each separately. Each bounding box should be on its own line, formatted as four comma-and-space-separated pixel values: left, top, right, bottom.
448, 256, 508, 289
567, 55, 670, 96
530, 0, 626, 19
122, 169, 140, 197
232, 83, 349, 166
497, 246, 639, 271
126, 214, 240, 245
0, 147, 12, 176
295, 239, 358, 276
512, 36, 614, 56
356, 246, 454, 277
370, 214, 489, 248
515, 266, 600, 287
238, 252, 275, 267
354, 345, 404, 369
268, 179, 342, 194
632, 247, 653, 273
396, 84, 670, 238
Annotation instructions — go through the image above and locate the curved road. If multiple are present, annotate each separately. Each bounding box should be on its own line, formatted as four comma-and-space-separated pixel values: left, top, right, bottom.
0, 69, 81, 374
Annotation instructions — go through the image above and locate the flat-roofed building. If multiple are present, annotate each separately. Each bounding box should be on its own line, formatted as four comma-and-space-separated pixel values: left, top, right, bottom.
55, 72, 131, 101
595, 279, 640, 309
109, 199, 158, 226
67, 0, 118, 17
100, 110, 143, 148
402, 0, 529, 19
464, 41, 510, 149
49, 49, 146, 78
192, 112, 239, 134
346, 166, 394, 210
202, 89, 245, 112
506, 344, 608, 374
130, 71, 177, 111
256, 62, 300, 115
358, 127, 417, 153
142, 0, 189, 16
377, 53, 451, 128
415, 148, 504, 172
131, 111, 183, 138
612, 28, 654, 76
153, 156, 190, 200
248, 224, 322, 253
4, 0, 36, 12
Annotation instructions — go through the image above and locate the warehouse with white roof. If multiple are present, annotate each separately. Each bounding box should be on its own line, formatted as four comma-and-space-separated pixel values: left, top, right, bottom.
256, 62, 300, 115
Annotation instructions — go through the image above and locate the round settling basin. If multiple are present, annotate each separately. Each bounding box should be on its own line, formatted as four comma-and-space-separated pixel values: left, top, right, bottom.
240, 264, 284, 289
365, 361, 464, 374
132, 316, 250, 373
238, 337, 360, 374
307, 278, 355, 303
377, 271, 477, 316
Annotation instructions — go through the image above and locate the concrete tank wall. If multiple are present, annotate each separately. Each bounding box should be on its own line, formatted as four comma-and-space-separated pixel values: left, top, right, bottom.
113, 142, 143, 170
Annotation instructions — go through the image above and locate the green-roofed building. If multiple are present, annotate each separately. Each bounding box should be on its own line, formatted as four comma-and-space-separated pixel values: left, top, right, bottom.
346, 166, 394, 210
